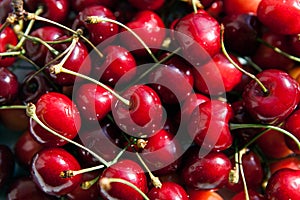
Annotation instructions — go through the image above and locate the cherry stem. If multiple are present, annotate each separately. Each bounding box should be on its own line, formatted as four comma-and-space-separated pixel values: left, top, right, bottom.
135, 152, 162, 188
229, 146, 240, 184
85, 16, 159, 63
0, 50, 25, 57
192, 0, 198, 13
242, 56, 263, 72
230, 123, 300, 151
81, 175, 100, 190
0, 105, 27, 110
60, 165, 105, 178
239, 148, 250, 200
220, 24, 268, 94
108, 146, 128, 166
257, 38, 300, 63
99, 177, 150, 200
25, 103, 110, 167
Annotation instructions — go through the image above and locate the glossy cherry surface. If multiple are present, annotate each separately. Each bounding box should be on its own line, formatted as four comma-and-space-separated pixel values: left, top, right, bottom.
147, 182, 189, 200
0, 25, 18, 68
231, 189, 265, 200
269, 156, 300, 175
223, 0, 261, 15
31, 147, 82, 196
0, 144, 14, 188
187, 189, 224, 200
99, 159, 148, 200
128, 0, 165, 10
30, 92, 81, 146
243, 69, 300, 124
0, 67, 19, 105
284, 109, 300, 154
71, 0, 117, 11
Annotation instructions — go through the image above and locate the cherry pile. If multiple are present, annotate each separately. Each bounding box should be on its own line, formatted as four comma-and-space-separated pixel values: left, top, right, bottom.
0, 0, 300, 199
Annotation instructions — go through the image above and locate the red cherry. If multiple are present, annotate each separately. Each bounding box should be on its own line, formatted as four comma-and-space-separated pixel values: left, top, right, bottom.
174, 10, 221, 66
0, 67, 19, 105
288, 34, 300, 57
0, 25, 18, 68
112, 84, 164, 138
30, 92, 81, 146
127, 0, 165, 10
0, 0, 12, 24
257, 0, 300, 35
231, 189, 265, 200
223, 0, 261, 15
187, 100, 233, 151
181, 146, 232, 190
24, 26, 65, 66
31, 147, 82, 196
284, 109, 300, 154
71, 0, 117, 12
99, 159, 148, 200
265, 169, 300, 200
24, 0, 69, 23
242, 69, 300, 124
269, 156, 300, 175
187, 189, 224, 200
0, 144, 14, 188
147, 182, 189, 200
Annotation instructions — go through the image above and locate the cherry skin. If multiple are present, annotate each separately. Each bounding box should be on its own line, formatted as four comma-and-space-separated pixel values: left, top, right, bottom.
0, 0, 12, 24
71, 0, 117, 12
187, 189, 224, 200
31, 147, 82, 196
93, 45, 137, 87
24, 0, 69, 23
72, 5, 118, 46
30, 92, 81, 147
242, 69, 300, 125
24, 26, 65, 66
284, 109, 300, 154
0, 25, 18, 68
99, 159, 148, 200
174, 10, 221, 66
75, 83, 113, 122
187, 99, 233, 152
181, 146, 232, 190
112, 84, 164, 138
0, 144, 14, 189
288, 34, 300, 57
257, 0, 300, 35
46, 35, 91, 86
0, 67, 19, 105
147, 182, 189, 200
269, 156, 300, 175
265, 168, 300, 200
128, 0, 165, 10
231, 189, 265, 200
223, 0, 261, 15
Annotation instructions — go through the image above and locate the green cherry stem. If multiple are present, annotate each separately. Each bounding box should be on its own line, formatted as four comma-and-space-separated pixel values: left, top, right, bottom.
85, 16, 159, 63
239, 148, 250, 200
81, 175, 100, 190
60, 165, 105, 178
0, 105, 27, 110
99, 177, 150, 200
220, 24, 268, 94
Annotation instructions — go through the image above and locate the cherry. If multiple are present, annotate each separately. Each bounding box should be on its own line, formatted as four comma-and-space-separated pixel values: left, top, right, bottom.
174, 10, 221, 66
269, 156, 300, 175
187, 189, 224, 200
99, 159, 148, 200
0, 144, 14, 188
284, 109, 300, 154
231, 189, 265, 200
112, 84, 164, 138
120, 10, 166, 57
30, 92, 81, 146
24, 26, 65, 66
75, 83, 113, 122
288, 34, 300, 57
181, 146, 232, 190
0, 67, 19, 105
14, 130, 43, 168
242, 69, 300, 125
0, 25, 18, 68
147, 182, 189, 200
31, 147, 82, 196
93, 45, 137, 87
127, 0, 165, 10
71, 0, 117, 12
223, 0, 261, 15
257, 0, 300, 35
24, 0, 69, 23
187, 99, 233, 152
113, 0, 137, 23
72, 5, 118, 46
265, 168, 300, 200
45, 35, 91, 86
0, 0, 12, 24
193, 52, 243, 95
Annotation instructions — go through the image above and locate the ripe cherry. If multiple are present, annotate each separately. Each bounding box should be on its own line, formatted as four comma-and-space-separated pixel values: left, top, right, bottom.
223, 0, 261, 15
284, 109, 300, 154
128, 0, 165, 10
147, 182, 189, 200
242, 69, 300, 124
0, 0, 12, 24
31, 147, 82, 196
0, 25, 18, 68
0, 144, 14, 188
0, 67, 19, 105
30, 92, 81, 146
288, 34, 300, 57
187, 189, 224, 200
71, 0, 117, 12
269, 156, 300, 175
231, 189, 265, 200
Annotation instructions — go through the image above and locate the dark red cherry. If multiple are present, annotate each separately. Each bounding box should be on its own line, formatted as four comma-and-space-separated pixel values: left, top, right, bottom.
0, 25, 18, 68
187, 100, 233, 151
24, 26, 65, 66
288, 34, 300, 57
141, 129, 182, 175
223, 0, 261, 15
75, 83, 113, 122
120, 10, 166, 57
284, 109, 300, 154
14, 130, 44, 168
242, 69, 300, 124
257, 0, 300, 35
99, 159, 148, 200
72, 5, 118, 45
112, 84, 164, 138
93, 45, 137, 87
181, 146, 232, 190
269, 156, 300, 175
0, 144, 14, 188
7, 177, 55, 200
265, 169, 300, 200
46, 35, 91, 86
71, 0, 117, 12
31, 147, 82, 196
187, 189, 224, 200
231, 189, 265, 200
0, 0, 12, 24
30, 92, 81, 146
147, 182, 189, 200
0, 67, 19, 105
24, 0, 69, 23
174, 10, 220, 66
128, 0, 165, 10
193, 52, 243, 95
